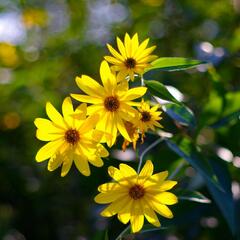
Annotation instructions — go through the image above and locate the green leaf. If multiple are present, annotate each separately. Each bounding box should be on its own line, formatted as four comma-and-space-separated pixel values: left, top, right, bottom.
163, 103, 196, 129
144, 80, 180, 104
176, 189, 211, 204
165, 138, 220, 190
104, 230, 109, 240
145, 57, 205, 73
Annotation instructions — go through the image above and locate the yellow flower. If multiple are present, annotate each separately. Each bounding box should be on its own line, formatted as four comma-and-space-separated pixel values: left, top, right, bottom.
71, 60, 147, 147
135, 100, 162, 140
104, 33, 158, 81
34, 97, 109, 177
94, 160, 178, 233
22, 8, 48, 28
0, 42, 19, 67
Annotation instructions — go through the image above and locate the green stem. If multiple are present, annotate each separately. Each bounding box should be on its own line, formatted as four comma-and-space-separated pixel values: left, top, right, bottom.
169, 160, 186, 179
137, 138, 163, 173
115, 225, 131, 240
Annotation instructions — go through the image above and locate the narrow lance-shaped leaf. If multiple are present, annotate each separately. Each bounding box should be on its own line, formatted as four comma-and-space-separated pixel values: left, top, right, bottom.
144, 80, 180, 104
145, 57, 206, 73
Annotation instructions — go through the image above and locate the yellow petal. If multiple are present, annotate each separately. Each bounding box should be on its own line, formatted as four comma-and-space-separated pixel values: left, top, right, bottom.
87, 105, 104, 115
108, 166, 128, 185
117, 37, 127, 59
104, 55, 122, 65
36, 129, 62, 141
150, 200, 173, 218
159, 180, 177, 191
107, 43, 125, 61
154, 192, 178, 205
46, 102, 67, 128
75, 75, 105, 97
118, 199, 133, 224
137, 46, 156, 61
61, 157, 73, 177
97, 144, 109, 157
79, 114, 99, 133
134, 38, 149, 59
142, 199, 160, 227
100, 196, 130, 217
100, 60, 116, 91
138, 160, 153, 183
71, 94, 102, 104
98, 182, 121, 192
94, 191, 125, 204
74, 154, 90, 176
124, 33, 131, 57
131, 33, 139, 55
145, 171, 168, 188
35, 139, 64, 162
34, 118, 64, 133
130, 204, 144, 233
116, 114, 131, 142
119, 163, 137, 181
88, 155, 103, 167
62, 97, 74, 126
121, 87, 147, 101
47, 154, 62, 171
116, 70, 128, 82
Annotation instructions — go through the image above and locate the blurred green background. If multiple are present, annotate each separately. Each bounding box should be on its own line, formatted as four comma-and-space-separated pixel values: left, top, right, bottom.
0, 0, 240, 239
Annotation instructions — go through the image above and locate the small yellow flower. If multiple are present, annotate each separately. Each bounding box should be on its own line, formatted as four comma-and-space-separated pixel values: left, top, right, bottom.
95, 160, 178, 233
34, 97, 108, 177
0, 42, 19, 67
71, 61, 147, 147
135, 100, 162, 140
22, 8, 48, 28
104, 33, 158, 81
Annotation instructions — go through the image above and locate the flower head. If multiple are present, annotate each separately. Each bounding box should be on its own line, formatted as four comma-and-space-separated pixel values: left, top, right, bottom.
71, 60, 147, 147
95, 160, 178, 233
34, 97, 108, 177
122, 121, 139, 151
104, 33, 158, 81
135, 100, 162, 140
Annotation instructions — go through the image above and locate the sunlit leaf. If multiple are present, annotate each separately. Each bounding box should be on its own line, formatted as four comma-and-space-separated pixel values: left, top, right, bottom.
145, 57, 205, 73
176, 189, 211, 204
145, 80, 180, 104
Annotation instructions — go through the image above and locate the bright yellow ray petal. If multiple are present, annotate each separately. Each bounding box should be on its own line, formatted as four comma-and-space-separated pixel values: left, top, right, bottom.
142, 198, 160, 227
116, 114, 131, 141
104, 55, 122, 65
136, 46, 156, 61
150, 200, 173, 219
159, 180, 177, 191
94, 191, 126, 204
100, 60, 116, 91
34, 118, 64, 132
88, 155, 103, 167
61, 157, 73, 177
145, 171, 168, 188
118, 199, 133, 224
130, 204, 144, 233
36, 129, 62, 141
124, 33, 131, 57
74, 154, 90, 176
71, 94, 102, 104
75, 75, 105, 97
98, 182, 122, 192
119, 163, 137, 181
117, 37, 127, 59
87, 105, 104, 115
134, 38, 149, 59
46, 102, 67, 128
107, 43, 125, 61
78, 114, 99, 133
153, 192, 178, 205
62, 97, 74, 126
131, 33, 139, 55
35, 139, 64, 162
116, 70, 128, 82
47, 154, 62, 171
121, 87, 147, 101
138, 160, 153, 183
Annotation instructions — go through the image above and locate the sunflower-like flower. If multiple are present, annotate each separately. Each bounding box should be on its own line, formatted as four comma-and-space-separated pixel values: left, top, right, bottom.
71, 61, 147, 147
135, 100, 162, 140
34, 97, 109, 177
104, 33, 158, 81
95, 160, 178, 233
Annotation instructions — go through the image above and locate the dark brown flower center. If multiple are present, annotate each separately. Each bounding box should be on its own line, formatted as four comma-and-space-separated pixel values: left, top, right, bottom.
141, 111, 151, 122
129, 184, 145, 200
65, 129, 80, 145
125, 58, 136, 69
104, 96, 120, 112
